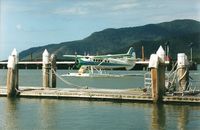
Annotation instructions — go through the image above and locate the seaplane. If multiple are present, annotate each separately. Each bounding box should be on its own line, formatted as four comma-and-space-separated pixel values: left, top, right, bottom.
61, 47, 137, 77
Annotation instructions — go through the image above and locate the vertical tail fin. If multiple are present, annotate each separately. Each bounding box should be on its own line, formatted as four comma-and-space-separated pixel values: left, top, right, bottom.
127, 47, 134, 55
127, 47, 136, 59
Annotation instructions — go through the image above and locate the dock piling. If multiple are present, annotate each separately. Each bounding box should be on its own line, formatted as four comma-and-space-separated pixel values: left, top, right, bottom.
12, 48, 19, 90
149, 46, 165, 103
50, 54, 57, 88
177, 53, 189, 92
42, 49, 50, 88
6, 49, 18, 97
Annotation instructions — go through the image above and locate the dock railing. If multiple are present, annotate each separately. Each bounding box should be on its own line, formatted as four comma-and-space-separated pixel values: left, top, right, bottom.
144, 72, 151, 90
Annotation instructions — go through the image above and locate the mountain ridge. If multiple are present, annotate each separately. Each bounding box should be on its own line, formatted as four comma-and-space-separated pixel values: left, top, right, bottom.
19, 19, 200, 62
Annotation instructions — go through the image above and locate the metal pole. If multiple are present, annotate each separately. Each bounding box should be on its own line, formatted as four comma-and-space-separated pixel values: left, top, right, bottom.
142, 46, 145, 61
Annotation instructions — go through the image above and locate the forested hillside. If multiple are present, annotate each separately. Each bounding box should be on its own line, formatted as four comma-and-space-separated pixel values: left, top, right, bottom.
19, 19, 200, 62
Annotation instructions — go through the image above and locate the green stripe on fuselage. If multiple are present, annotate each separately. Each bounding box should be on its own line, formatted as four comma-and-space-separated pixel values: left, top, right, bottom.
79, 60, 129, 66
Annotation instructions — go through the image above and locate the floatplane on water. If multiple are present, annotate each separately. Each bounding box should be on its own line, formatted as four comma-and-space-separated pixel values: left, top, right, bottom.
61, 47, 137, 77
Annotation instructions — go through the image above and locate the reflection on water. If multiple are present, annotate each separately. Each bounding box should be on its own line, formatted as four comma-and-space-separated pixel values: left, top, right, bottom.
1, 98, 18, 130
0, 66, 200, 129
0, 98, 200, 130
0, 69, 145, 89
1, 68, 199, 89
151, 104, 166, 130
178, 106, 189, 130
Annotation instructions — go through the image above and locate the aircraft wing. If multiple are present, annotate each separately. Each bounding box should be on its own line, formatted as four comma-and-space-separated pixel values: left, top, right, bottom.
93, 54, 131, 58
63, 53, 132, 59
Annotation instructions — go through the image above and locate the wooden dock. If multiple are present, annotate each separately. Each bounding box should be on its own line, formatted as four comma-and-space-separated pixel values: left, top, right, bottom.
1, 86, 200, 103
0, 86, 152, 101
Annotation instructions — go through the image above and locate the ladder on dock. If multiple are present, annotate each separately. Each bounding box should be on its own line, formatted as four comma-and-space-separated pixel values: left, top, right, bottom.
144, 72, 151, 89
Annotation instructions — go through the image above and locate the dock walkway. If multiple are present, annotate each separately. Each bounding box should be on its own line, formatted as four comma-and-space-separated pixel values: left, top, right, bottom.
0, 86, 152, 101
1, 86, 200, 103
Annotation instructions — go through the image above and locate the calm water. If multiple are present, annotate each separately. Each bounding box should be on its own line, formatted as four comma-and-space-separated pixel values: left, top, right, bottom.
0, 69, 145, 89
0, 67, 200, 130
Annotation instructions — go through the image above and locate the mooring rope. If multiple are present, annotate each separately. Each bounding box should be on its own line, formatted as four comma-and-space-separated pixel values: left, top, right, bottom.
168, 62, 178, 78
177, 66, 189, 90
15, 88, 21, 93
177, 67, 188, 81
166, 62, 193, 92
52, 69, 87, 89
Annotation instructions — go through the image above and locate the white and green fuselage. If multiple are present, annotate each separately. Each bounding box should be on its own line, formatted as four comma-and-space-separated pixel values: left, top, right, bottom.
63, 47, 136, 70
78, 56, 135, 70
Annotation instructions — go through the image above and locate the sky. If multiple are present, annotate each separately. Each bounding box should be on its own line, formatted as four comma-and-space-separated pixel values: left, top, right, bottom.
0, 0, 200, 60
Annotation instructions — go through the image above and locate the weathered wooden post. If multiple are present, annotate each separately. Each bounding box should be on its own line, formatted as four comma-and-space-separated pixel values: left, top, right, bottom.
42, 49, 50, 88
156, 46, 165, 100
50, 54, 57, 88
6, 49, 18, 97
151, 104, 166, 130
12, 48, 18, 90
149, 46, 165, 103
177, 53, 189, 92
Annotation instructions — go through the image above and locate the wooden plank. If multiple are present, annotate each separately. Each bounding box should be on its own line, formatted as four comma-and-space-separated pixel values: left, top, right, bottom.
1, 86, 200, 103
0, 87, 151, 101
163, 96, 200, 103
